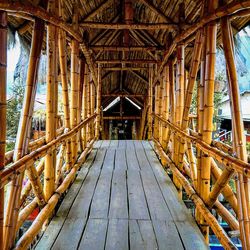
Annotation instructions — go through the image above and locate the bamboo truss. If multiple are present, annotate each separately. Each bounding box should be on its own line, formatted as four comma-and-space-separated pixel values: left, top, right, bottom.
1, 0, 250, 249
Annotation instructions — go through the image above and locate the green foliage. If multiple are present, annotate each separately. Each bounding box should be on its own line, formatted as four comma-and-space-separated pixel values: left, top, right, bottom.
7, 79, 25, 137
6, 141, 15, 151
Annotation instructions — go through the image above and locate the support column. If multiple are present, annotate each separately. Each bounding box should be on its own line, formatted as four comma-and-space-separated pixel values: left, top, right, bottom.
95, 64, 102, 139
147, 65, 153, 139
201, 0, 218, 240
0, 9, 7, 250
4, 16, 47, 249
221, 16, 250, 249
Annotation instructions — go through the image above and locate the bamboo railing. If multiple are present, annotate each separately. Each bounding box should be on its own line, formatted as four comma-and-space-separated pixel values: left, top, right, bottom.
1, 0, 250, 249
148, 8, 250, 249
0, 1, 101, 249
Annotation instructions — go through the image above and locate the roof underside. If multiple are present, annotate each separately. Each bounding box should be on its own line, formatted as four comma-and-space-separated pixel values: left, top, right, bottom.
7, 0, 250, 107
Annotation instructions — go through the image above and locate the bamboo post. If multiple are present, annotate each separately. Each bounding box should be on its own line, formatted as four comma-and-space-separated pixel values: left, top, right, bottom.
44, 1, 58, 202
162, 65, 170, 150
70, 3, 80, 163
87, 71, 91, 142
95, 64, 102, 139
4, 16, 47, 249
90, 81, 96, 140
0, 9, 7, 250
200, 0, 218, 240
82, 66, 88, 148
58, 0, 72, 170
221, 16, 250, 249
158, 74, 164, 145
147, 65, 153, 139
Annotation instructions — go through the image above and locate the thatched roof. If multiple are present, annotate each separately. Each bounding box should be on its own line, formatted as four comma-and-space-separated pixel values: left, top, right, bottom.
6, 0, 250, 107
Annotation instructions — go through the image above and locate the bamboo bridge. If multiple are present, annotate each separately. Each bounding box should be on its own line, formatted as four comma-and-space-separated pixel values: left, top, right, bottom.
0, 0, 250, 249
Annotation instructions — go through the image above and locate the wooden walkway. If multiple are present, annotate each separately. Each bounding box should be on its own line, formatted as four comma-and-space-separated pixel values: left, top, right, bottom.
36, 140, 208, 250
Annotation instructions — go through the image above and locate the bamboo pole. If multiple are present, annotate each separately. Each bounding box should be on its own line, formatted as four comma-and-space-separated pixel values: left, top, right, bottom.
221, 16, 250, 249
95, 64, 101, 139
154, 141, 237, 250
55, 143, 66, 187
0, 115, 96, 189
15, 139, 95, 250
70, 3, 80, 164
81, 64, 89, 148
154, 82, 160, 141
147, 65, 153, 139
0, 9, 7, 250
44, 3, 57, 203
20, 158, 45, 207
162, 65, 170, 150
4, 16, 47, 249
58, 0, 72, 171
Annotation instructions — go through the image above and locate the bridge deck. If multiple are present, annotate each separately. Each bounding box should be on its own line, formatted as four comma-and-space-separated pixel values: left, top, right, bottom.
35, 140, 207, 250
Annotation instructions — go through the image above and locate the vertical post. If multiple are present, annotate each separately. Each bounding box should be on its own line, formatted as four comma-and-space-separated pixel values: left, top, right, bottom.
201, 0, 218, 241
70, 3, 80, 163
95, 64, 102, 139
90, 81, 96, 139
0, 9, 7, 250
221, 16, 250, 249
4, 15, 47, 248
154, 82, 159, 141
58, 0, 72, 170
87, 73, 91, 141
162, 65, 170, 150
169, 60, 175, 155
82, 66, 89, 147
148, 65, 153, 139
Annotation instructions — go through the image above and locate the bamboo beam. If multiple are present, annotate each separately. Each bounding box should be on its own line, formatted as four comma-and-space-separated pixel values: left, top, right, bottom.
152, 1, 250, 86
138, 0, 175, 24
4, 17, 46, 249
147, 65, 153, 139
102, 67, 148, 71
102, 93, 144, 97
96, 59, 157, 64
90, 45, 163, 52
95, 65, 102, 139
80, 22, 178, 30
81, 0, 113, 21
0, 9, 7, 250
154, 142, 237, 250
103, 116, 141, 120
221, 16, 250, 249
153, 114, 250, 177
15, 139, 95, 250
0, 115, 97, 188
129, 70, 148, 84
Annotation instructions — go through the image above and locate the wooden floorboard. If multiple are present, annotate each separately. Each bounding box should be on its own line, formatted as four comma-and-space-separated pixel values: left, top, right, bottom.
36, 140, 208, 250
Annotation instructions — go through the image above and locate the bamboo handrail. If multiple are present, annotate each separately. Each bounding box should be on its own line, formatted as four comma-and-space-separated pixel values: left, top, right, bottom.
154, 114, 250, 177
154, 140, 237, 250
0, 114, 97, 188
15, 139, 95, 250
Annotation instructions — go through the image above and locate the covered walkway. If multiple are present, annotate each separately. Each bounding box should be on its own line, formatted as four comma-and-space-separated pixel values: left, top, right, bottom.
36, 140, 207, 250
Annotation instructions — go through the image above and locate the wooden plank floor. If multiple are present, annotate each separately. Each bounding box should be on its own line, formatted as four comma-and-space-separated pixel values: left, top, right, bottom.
35, 140, 208, 250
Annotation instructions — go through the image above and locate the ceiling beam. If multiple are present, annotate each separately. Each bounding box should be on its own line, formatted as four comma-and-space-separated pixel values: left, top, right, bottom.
128, 70, 148, 84
80, 0, 114, 21
80, 22, 178, 30
96, 59, 157, 64
103, 67, 148, 71
90, 45, 163, 51
138, 0, 175, 24
102, 93, 144, 97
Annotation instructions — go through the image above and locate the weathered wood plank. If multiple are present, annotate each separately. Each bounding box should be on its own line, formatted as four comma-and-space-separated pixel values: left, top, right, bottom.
109, 140, 118, 148
115, 148, 127, 171
125, 140, 134, 149
78, 219, 108, 250
118, 140, 126, 149
133, 140, 144, 149
102, 140, 110, 148
51, 151, 103, 249
127, 170, 150, 220
126, 149, 140, 171
105, 219, 129, 250
90, 149, 115, 219
102, 148, 115, 171
143, 146, 207, 249
152, 220, 184, 250
129, 220, 158, 250
35, 150, 97, 250
134, 148, 152, 170
109, 169, 128, 219
140, 169, 172, 220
